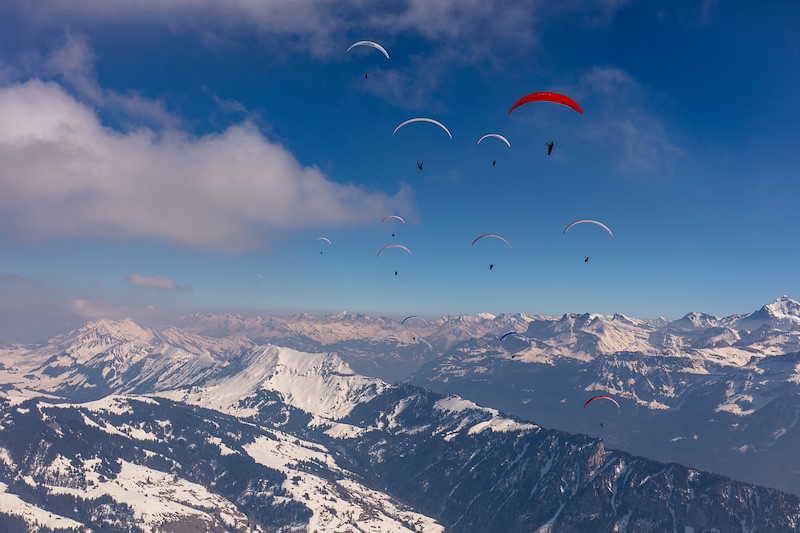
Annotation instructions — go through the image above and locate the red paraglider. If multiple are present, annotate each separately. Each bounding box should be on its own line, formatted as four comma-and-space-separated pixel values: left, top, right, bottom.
583, 396, 621, 409
509, 92, 583, 114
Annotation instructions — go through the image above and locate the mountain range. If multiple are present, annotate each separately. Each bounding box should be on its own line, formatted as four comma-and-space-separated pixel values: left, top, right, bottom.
1, 296, 800, 530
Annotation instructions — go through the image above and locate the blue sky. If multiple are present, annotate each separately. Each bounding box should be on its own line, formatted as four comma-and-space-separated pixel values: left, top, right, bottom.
0, 0, 798, 340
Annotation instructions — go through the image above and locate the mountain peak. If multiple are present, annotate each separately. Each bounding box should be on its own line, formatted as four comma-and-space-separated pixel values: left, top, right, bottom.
763, 295, 800, 318
675, 311, 719, 328
729, 295, 800, 333
77, 318, 153, 343
163, 345, 388, 420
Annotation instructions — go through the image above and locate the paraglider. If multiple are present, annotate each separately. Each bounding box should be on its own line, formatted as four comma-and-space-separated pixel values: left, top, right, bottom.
473, 235, 510, 271
364, 73, 369, 79
564, 220, 614, 238
402, 316, 429, 327
500, 332, 529, 342
382, 215, 405, 237
417, 162, 423, 170
476, 134, 511, 148
547, 141, 554, 155
377, 244, 412, 257
393, 118, 453, 140
584, 256, 590, 262
583, 396, 621, 409
509, 92, 583, 114
312, 237, 331, 254
501, 332, 530, 358
477, 134, 509, 167
347, 41, 390, 60
472, 234, 512, 248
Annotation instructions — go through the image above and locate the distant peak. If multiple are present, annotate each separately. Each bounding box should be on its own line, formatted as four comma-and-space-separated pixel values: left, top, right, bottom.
682, 311, 716, 320
79, 318, 153, 342
763, 295, 800, 317
770, 295, 798, 306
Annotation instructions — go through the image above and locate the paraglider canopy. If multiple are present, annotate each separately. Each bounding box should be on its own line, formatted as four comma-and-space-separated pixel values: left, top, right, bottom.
402, 316, 429, 327
500, 332, 529, 342
312, 237, 332, 245
509, 92, 583, 114
564, 220, 614, 237
381, 215, 406, 224
472, 234, 512, 248
477, 134, 511, 148
393, 118, 453, 140
347, 41, 390, 60
583, 396, 621, 409
377, 244, 412, 257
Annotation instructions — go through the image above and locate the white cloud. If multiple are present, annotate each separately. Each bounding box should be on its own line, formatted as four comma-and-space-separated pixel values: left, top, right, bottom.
126, 273, 191, 291
0, 79, 409, 251
9, 2, 632, 112
43, 33, 179, 128
64, 299, 146, 319
26, 0, 629, 60
62, 299, 173, 326
575, 66, 683, 174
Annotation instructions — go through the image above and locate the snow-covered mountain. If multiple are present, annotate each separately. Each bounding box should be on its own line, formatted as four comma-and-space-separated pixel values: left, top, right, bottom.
159, 345, 388, 421
0, 393, 444, 532
171, 311, 541, 382
0, 318, 252, 401
1, 342, 799, 531
407, 296, 800, 495
3, 297, 800, 530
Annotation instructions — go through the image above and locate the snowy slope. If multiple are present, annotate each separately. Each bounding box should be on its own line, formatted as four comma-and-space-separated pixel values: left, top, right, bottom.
0, 394, 445, 532
158, 344, 388, 420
